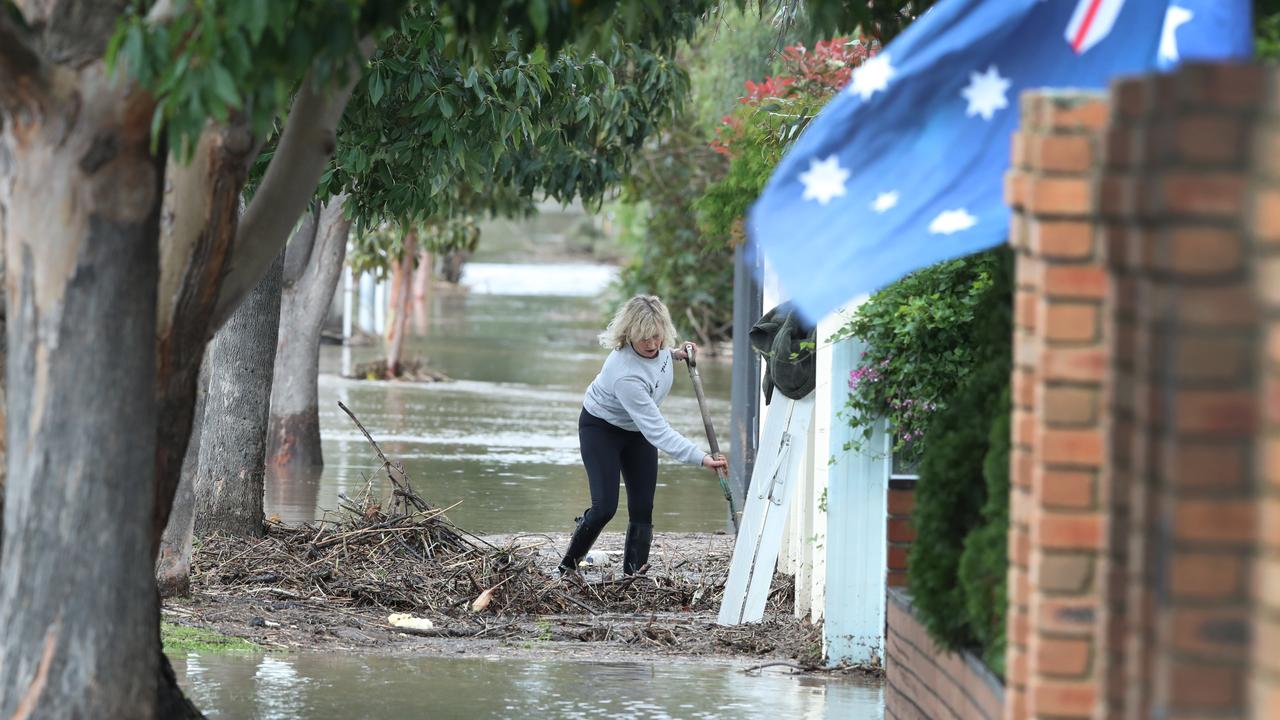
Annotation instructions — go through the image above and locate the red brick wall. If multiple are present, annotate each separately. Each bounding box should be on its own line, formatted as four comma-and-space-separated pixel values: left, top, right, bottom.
1006, 91, 1111, 720
1248, 71, 1280, 719
887, 478, 917, 589
885, 62, 1280, 720
887, 588, 1005, 720
1097, 66, 1265, 720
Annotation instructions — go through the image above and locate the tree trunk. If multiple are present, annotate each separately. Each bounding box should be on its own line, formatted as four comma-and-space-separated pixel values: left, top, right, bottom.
0, 64, 175, 717
156, 361, 209, 598
442, 249, 468, 283
193, 251, 284, 537
0, 244, 6, 553
1, 13, 368, 717
385, 232, 417, 377
412, 250, 433, 336
268, 195, 350, 471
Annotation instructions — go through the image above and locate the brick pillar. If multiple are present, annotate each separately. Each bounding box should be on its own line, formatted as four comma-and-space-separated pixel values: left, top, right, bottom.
886, 478, 916, 589
1006, 91, 1111, 720
1251, 69, 1280, 719
1096, 75, 1148, 720
1101, 65, 1265, 719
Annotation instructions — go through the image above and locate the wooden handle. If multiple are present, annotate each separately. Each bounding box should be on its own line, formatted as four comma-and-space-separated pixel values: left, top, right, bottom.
685, 354, 720, 457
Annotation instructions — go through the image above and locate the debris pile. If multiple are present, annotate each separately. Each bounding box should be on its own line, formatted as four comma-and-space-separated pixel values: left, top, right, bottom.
192, 402, 790, 621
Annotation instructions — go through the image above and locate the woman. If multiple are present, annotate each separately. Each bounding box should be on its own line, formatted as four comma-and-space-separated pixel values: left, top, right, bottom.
560, 295, 728, 575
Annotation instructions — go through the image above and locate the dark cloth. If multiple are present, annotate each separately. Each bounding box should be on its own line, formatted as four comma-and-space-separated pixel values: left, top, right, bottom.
577, 408, 659, 531
749, 303, 816, 404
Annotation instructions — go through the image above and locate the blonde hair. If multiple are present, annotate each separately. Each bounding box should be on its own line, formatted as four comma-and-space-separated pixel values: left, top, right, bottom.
599, 295, 679, 350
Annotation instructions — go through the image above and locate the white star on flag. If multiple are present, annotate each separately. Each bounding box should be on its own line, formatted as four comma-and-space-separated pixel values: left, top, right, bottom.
871, 191, 900, 213
962, 65, 1010, 120
799, 156, 849, 205
849, 53, 895, 101
928, 209, 978, 235
1159, 6, 1194, 64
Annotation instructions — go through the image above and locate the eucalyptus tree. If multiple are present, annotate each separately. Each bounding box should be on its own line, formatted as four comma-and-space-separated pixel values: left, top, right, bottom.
0, 0, 708, 714
270, 7, 694, 471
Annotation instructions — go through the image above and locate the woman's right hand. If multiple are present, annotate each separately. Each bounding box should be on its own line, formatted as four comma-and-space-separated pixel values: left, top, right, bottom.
702, 453, 728, 472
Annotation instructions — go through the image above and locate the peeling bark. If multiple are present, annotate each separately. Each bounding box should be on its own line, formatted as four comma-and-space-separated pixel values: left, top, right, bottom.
0, 61, 170, 717
193, 251, 284, 538
153, 45, 367, 556
156, 359, 208, 598
153, 120, 257, 562
269, 195, 350, 471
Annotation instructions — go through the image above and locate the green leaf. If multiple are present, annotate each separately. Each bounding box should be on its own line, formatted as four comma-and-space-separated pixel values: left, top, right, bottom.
528, 0, 549, 38
209, 62, 240, 109
247, 2, 269, 43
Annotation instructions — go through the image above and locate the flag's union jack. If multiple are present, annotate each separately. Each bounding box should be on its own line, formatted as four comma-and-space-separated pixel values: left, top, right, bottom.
1066, 0, 1126, 54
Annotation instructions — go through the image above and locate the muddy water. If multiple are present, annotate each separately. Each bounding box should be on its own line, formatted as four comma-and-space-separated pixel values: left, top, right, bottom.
266, 264, 735, 534
173, 652, 885, 719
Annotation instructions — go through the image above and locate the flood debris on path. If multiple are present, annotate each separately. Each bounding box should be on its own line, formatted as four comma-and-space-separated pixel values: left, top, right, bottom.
165, 403, 865, 674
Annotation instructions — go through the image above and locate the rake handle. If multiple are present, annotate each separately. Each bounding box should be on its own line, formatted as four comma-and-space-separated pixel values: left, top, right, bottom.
683, 343, 739, 532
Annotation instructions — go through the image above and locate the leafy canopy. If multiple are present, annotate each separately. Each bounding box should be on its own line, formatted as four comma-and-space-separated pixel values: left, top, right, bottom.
327, 5, 692, 231
109, 0, 709, 159
109, 0, 405, 157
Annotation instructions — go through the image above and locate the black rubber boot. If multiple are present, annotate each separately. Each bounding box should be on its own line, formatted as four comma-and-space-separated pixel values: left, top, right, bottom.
623, 522, 653, 575
559, 510, 604, 574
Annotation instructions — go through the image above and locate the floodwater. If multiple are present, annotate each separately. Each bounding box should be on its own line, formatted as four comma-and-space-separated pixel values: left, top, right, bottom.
173, 651, 885, 719
243, 262, 885, 719
265, 263, 736, 534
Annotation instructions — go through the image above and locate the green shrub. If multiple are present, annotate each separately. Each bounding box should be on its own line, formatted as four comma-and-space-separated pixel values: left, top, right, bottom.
959, 387, 1011, 675
904, 249, 1011, 667
907, 358, 1007, 650
837, 250, 1005, 460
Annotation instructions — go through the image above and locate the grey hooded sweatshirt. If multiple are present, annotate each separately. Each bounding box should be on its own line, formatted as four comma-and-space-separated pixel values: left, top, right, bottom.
582, 345, 707, 466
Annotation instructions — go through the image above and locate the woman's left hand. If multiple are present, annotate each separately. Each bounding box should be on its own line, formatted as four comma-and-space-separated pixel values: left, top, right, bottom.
673, 342, 697, 362
702, 453, 728, 472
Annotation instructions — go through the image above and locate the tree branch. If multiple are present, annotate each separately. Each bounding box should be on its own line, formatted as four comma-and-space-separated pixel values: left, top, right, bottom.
281, 201, 320, 287
297, 193, 351, 328
209, 40, 372, 330
0, 8, 47, 114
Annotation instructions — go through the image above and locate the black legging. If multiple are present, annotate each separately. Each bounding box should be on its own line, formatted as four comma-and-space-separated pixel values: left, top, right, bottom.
577, 408, 658, 532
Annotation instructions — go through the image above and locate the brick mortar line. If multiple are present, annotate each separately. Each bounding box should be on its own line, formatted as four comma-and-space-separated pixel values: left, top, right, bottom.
885, 679, 931, 720
887, 621, 999, 720
885, 638, 969, 720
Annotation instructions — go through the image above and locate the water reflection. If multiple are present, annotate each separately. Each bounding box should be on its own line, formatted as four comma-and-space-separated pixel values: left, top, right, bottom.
174, 652, 884, 719
265, 465, 322, 524
269, 267, 735, 534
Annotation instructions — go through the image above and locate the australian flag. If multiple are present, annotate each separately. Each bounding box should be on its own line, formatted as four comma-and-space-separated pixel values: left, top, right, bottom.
748, 0, 1253, 323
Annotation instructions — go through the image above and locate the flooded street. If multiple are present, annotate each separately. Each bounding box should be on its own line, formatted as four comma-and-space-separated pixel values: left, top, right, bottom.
266, 263, 735, 534
219, 262, 885, 719
174, 651, 884, 719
